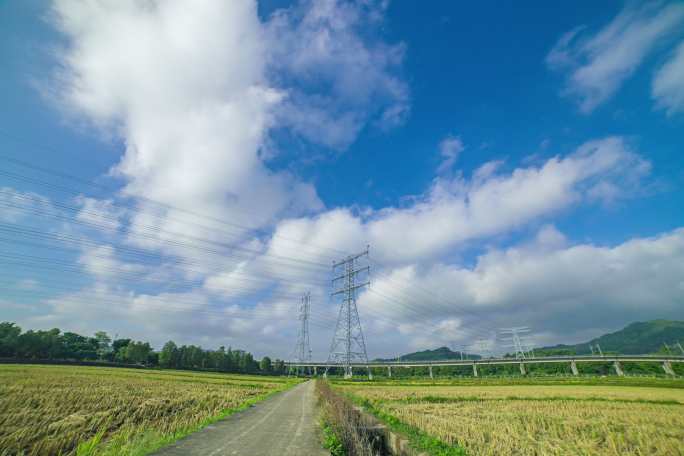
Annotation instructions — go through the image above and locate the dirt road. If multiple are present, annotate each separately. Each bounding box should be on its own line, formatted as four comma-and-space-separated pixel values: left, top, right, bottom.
153, 380, 328, 456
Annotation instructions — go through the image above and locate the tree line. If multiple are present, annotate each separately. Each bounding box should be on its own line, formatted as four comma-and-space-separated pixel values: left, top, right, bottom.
0, 322, 287, 374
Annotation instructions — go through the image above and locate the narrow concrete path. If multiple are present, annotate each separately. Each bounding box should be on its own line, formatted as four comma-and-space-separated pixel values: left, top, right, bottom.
153, 380, 328, 456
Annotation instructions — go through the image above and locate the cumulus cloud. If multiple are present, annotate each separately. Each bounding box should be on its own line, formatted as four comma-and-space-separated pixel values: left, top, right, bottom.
30, 281, 332, 357
266, 137, 651, 266
203, 261, 274, 299
437, 135, 464, 174
50, 0, 407, 259
547, 2, 684, 112
0, 187, 55, 223
267, 0, 409, 147
652, 40, 684, 115
78, 244, 146, 279
75, 196, 125, 233
33, 1, 678, 358
51, 0, 326, 257
355, 226, 684, 355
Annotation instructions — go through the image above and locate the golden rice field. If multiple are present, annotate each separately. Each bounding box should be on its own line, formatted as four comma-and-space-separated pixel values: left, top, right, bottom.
0, 364, 296, 456
337, 380, 684, 456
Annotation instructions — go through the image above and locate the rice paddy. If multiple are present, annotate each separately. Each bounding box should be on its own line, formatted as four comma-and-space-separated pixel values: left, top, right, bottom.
0, 364, 296, 456
335, 378, 684, 455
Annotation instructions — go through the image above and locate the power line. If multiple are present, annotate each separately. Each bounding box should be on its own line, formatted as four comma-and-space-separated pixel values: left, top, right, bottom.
325, 247, 371, 379
290, 292, 313, 376
0, 148, 352, 259
0, 137, 515, 357
499, 327, 533, 359
0, 190, 332, 270
1, 283, 336, 329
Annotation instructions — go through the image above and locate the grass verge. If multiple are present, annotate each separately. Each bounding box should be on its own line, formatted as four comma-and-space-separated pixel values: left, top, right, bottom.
346, 394, 466, 456
321, 422, 345, 456
316, 380, 377, 456
91, 386, 291, 455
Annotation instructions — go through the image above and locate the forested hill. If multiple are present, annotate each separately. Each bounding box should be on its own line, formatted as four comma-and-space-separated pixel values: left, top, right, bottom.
538, 320, 684, 356
385, 320, 684, 360
376, 346, 481, 361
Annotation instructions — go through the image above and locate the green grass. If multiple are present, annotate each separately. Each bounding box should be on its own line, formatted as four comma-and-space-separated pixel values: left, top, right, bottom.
346, 394, 466, 456
321, 422, 345, 456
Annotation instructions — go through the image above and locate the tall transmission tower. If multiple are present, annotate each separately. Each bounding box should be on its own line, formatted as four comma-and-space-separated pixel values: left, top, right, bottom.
291, 292, 312, 376
472, 338, 493, 359
325, 247, 371, 379
499, 327, 533, 359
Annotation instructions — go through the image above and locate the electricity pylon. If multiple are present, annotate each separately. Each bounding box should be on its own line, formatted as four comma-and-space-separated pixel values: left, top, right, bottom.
472, 338, 494, 359
291, 292, 312, 376
500, 327, 533, 359
325, 247, 371, 379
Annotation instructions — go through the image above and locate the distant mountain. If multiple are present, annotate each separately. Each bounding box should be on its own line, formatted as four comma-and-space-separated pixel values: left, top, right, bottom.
375, 346, 481, 362
538, 320, 684, 356
383, 320, 684, 361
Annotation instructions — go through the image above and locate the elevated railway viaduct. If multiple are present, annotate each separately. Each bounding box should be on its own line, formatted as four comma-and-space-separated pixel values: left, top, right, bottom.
286, 355, 684, 378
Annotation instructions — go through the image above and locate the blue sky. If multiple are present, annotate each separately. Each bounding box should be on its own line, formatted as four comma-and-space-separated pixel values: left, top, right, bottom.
1, 0, 683, 358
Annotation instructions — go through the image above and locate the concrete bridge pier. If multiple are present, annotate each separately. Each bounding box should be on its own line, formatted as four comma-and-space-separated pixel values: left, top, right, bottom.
613, 360, 624, 377
429, 365, 434, 379
313, 366, 317, 376
570, 360, 579, 376
662, 361, 676, 376
519, 362, 526, 376
472, 363, 478, 377
387, 366, 392, 377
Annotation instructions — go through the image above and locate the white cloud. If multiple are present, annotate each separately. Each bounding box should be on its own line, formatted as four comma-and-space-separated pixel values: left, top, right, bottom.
356, 226, 684, 355
203, 261, 270, 299
75, 196, 124, 233
652, 40, 684, 115
0, 187, 54, 223
32, 282, 326, 358
78, 244, 146, 279
267, 0, 409, 148
437, 135, 464, 174
50, 0, 406, 261
547, 2, 684, 112
268, 137, 649, 266
51, 0, 320, 259
31, 1, 676, 359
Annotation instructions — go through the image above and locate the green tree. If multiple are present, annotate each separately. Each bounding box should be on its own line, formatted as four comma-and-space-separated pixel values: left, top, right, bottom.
17, 329, 62, 359
259, 356, 272, 373
94, 331, 112, 359
273, 359, 286, 374
159, 341, 179, 368
112, 338, 131, 362
62, 332, 98, 360
124, 341, 152, 365
0, 322, 21, 357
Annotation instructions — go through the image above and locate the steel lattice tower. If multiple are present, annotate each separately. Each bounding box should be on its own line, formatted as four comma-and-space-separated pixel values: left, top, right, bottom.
291, 292, 312, 376
325, 247, 371, 379
499, 327, 533, 359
